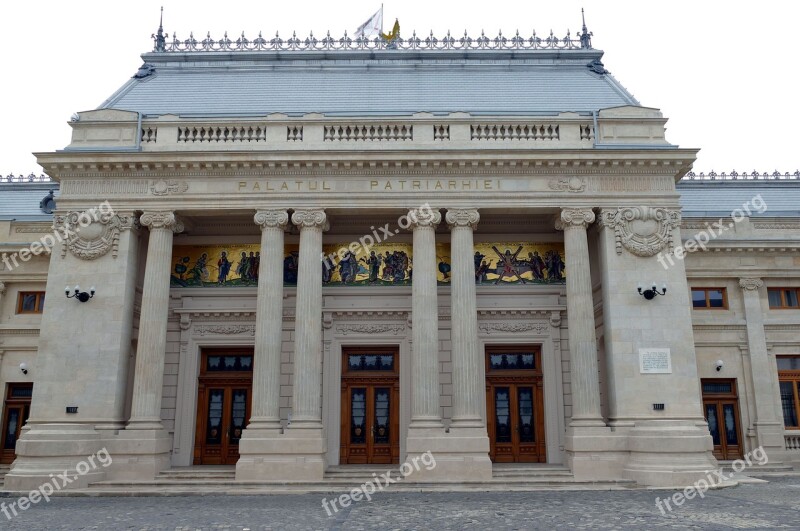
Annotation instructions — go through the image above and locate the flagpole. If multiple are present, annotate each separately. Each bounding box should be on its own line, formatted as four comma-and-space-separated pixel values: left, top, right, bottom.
381, 3, 384, 33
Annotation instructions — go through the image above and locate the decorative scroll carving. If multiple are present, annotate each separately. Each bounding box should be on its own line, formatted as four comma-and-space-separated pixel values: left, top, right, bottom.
150, 179, 188, 195
291, 209, 327, 229
555, 208, 595, 231
254, 210, 289, 229
140, 211, 184, 233
335, 323, 405, 335
445, 209, 480, 229
56, 210, 136, 260
195, 324, 255, 336
407, 207, 441, 228
600, 207, 680, 257
548, 176, 586, 193
739, 278, 763, 291
479, 322, 549, 334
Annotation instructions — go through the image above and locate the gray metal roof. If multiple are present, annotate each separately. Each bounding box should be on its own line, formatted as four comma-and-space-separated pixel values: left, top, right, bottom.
677, 181, 800, 217
0, 183, 60, 221
99, 49, 638, 117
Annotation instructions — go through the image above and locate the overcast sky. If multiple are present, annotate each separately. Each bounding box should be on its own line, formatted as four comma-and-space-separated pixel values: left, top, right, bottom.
1, 1, 797, 175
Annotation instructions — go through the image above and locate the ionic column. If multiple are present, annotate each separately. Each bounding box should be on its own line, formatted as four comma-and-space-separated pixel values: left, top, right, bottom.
127, 212, 183, 430
739, 278, 785, 457
446, 209, 483, 427
0, 282, 6, 310
290, 209, 327, 429
557, 208, 604, 426
248, 210, 289, 430
409, 207, 443, 427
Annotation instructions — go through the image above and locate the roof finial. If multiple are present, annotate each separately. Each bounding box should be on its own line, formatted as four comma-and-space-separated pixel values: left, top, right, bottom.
579, 8, 593, 49
152, 6, 166, 52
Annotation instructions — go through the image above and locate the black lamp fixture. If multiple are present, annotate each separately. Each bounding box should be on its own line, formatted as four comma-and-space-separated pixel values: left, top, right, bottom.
65, 285, 95, 303
638, 282, 667, 300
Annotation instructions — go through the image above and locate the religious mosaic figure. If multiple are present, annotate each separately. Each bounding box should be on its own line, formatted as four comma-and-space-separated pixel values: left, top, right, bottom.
283, 251, 299, 284
362, 251, 381, 283
339, 251, 359, 283
544, 249, 565, 281
191, 252, 209, 283
476, 260, 490, 283
438, 256, 451, 280
236, 251, 250, 281
250, 252, 260, 282
492, 245, 527, 284
217, 251, 232, 284
527, 251, 545, 280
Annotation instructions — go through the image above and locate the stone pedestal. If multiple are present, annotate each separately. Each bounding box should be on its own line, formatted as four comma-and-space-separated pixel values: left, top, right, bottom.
739, 278, 786, 461
235, 210, 289, 480
4, 210, 139, 491
598, 206, 717, 487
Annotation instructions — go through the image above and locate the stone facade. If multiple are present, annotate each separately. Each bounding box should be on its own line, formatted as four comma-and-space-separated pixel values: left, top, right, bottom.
1, 31, 799, 491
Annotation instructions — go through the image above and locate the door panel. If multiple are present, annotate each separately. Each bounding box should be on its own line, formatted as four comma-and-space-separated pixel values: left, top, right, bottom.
1, 384, 33, 464
701, 379, 743, 460
340, 347, 400, 465
486, 347, 546, 463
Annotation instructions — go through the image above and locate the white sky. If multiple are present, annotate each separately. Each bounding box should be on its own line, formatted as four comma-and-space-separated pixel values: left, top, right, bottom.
1, 1, 797, 175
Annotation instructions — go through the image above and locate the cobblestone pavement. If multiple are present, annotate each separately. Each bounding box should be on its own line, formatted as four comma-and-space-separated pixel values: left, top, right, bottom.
2, 477, 800, 530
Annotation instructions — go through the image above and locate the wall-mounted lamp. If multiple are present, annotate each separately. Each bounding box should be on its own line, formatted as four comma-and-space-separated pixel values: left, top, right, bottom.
638, 282, 667, 300
19, 362, 28, 375
715, 360, 724, 372
65, 285, 95, 303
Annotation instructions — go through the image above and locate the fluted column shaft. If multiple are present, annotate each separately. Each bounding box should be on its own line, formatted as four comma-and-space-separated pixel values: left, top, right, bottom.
447, 209, 483, 427
558, 208, 604, 426
739, 278, 778, 423
409, 207, 443, 427
290, 209, 326, 428
128, 212, 183, 429
249, 210, 289, 429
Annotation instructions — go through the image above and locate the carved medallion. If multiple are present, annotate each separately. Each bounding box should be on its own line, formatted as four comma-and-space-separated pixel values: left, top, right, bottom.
57, 211, 136, 260
601, 207, 680, 257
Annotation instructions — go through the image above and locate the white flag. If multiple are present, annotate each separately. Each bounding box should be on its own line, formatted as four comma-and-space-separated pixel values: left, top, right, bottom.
354, 7, 383, 38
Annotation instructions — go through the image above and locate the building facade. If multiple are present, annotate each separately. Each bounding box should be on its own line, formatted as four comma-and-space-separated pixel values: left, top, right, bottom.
1, 23, 799, 490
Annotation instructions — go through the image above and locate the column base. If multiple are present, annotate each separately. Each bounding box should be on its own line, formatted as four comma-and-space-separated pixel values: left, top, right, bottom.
565, 424, 627, 482
235, 427, 326, 481
3, 423, 107, 491
752, 420, 787, 465
404, 426, 492, 482
622, 421, 719, 487
103, 428, 172, 481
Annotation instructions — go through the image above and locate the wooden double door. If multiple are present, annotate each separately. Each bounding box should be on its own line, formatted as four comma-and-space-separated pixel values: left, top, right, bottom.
194, 349, 253, 465
702, 379, 743, 460
340, 347, 400, 464
1, 383, 33, 464
486, 346, 546, 463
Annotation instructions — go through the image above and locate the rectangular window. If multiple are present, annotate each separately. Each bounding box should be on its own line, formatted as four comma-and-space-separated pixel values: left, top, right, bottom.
16, 292, 45, 314
768, 288, 800, 309
778, 356, 800, 429
691, 288, 727, 309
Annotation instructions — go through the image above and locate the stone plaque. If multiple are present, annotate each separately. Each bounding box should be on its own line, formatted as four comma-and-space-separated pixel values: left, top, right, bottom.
639, 348, 672, 374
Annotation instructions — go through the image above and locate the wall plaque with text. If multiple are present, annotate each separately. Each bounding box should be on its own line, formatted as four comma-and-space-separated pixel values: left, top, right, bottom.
639, 348, 672, 374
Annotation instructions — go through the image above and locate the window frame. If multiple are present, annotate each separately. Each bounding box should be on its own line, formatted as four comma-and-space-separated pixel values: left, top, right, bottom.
16, 291, 46, 314
691, 287, 728, 310
778, 356, 800, 430
767, 287, 800, 309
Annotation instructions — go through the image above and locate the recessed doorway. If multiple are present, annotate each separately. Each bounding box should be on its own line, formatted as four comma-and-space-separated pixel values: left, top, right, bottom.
485, 346, 546, 463
193, 348, 253, 465
340, 346, 400, 464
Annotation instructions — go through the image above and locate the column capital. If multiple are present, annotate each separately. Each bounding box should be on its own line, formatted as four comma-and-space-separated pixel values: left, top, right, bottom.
407, 207, 441, 228
556, 208, 595, 231
446, 209, 480, 229
140, 211, 183, 233
0, 281, 6, 295
254, 209, 289, 230
291, 209, 327, 229
739, 277, 764, 291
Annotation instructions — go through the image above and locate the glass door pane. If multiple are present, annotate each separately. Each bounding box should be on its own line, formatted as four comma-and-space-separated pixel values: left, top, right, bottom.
350, 388, 367, 444
517, 387, 535, 443
780, 382, 798, 427
205, 389, 225, 444
373, 388, 390, 444
722, 404, 738, 445
3, 408, 20, 450
229, 389, 248, 445
494, 387, 511, 443
705, 404, 720, 445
